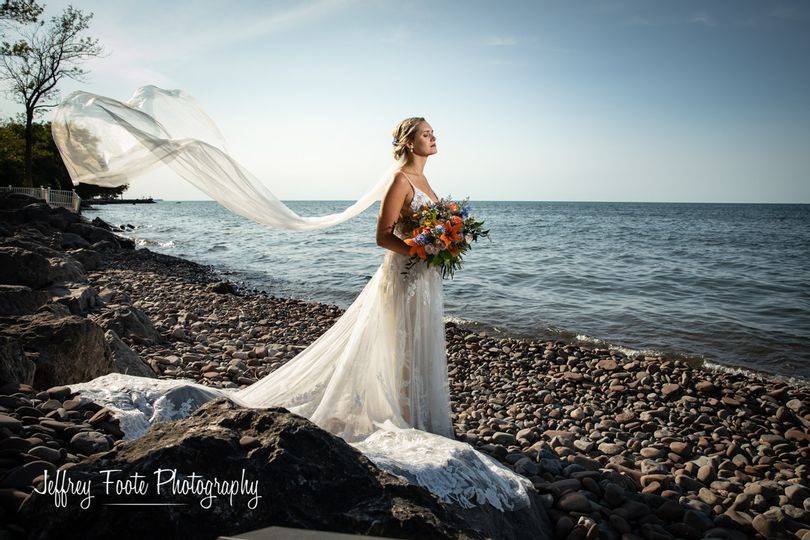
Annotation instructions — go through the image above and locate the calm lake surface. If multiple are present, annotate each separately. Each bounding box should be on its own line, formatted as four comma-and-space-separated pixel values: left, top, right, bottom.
85, 200, 810, 381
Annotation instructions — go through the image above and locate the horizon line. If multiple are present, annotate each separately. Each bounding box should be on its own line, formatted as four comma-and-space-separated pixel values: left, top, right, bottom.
130, 199, 810, 205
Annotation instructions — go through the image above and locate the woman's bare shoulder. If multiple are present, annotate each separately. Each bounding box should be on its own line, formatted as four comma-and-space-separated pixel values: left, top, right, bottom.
387, 172, 411, 194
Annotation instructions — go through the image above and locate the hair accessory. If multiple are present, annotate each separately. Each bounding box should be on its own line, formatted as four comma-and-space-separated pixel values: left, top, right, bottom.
392, 137, 398, 146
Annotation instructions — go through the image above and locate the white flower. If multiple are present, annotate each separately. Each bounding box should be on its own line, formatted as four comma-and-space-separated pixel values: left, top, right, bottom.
465, 233, 473, 243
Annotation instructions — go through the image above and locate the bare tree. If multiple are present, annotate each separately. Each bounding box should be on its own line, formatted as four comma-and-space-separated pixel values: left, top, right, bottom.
0, 0, 42, 26
0, 3, 104, 186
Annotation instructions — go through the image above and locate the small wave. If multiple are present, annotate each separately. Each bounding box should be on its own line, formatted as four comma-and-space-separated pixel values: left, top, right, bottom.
206, 244, 229, 252
133, 237, 175, 248
444, 315, 476, 326
703, 360, 809, 388
572, 333, 668, 358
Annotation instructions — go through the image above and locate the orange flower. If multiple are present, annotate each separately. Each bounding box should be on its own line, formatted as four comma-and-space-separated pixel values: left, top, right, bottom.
411, 244, 427, 259
448, 244, 460, 256
444, 219, 464, 243
439, 232, 452, 248
403, 238, 427, 259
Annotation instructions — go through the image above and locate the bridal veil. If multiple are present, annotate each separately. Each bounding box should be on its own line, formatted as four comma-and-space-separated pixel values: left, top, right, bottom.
51, 85, 402, 230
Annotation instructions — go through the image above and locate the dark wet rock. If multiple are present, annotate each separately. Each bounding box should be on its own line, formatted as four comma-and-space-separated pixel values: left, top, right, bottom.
18, 398, 551, 540
0, 460, 56, 490
0, 192, 41, 210
69, 431, 111, 455
66, 248, 102, 271
90, 217, 114, 231
66, 222, 122, 246
60, 232, 91, 249
0, 285, 49, 316
0, 335, 34, 386
103, 330, 156, 378
0, 311, 114, 389
89, 304, 163, 345
207, 280, 239, 295
0, 247, 51, 288
45, 253, 87, 284
47, 282, 100, 315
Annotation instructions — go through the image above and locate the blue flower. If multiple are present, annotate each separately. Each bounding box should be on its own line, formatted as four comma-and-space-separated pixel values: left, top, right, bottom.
434, 224, 445, 234
415, 233, 429, 245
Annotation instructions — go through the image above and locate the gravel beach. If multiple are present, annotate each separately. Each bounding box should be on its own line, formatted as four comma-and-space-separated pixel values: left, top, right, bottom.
1, 193, 808, 539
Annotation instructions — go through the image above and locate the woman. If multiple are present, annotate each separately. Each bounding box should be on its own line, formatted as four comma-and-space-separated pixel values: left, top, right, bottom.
56, 87, 534, 511
233, 116, 455, 443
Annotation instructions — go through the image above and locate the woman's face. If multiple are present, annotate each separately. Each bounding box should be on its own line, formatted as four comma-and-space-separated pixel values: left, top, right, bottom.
411, 121, 437, 156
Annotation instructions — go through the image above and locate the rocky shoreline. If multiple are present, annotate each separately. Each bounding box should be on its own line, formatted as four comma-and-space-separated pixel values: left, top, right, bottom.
1, 191, 808, 539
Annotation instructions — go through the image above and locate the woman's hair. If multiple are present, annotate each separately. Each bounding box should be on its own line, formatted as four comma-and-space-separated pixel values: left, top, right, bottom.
392, 117, 426, 161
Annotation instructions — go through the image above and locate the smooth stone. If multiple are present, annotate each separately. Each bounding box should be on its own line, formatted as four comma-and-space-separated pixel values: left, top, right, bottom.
69, 431, 110, 455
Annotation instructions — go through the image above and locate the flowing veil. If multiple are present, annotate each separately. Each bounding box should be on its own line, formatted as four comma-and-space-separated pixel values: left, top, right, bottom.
54, 86, 537, 516
51, 85, 403, 229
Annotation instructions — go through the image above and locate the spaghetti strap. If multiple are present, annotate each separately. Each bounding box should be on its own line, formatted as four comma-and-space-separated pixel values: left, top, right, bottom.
400, 170, 416, 192
399, 170, 437, 204
400, 170, 417, 202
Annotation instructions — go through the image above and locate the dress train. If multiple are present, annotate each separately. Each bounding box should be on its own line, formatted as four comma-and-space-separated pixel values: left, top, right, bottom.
68, 187, 534, 512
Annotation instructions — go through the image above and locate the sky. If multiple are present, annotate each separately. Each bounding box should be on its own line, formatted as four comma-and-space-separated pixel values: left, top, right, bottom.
1, 0, 808, 203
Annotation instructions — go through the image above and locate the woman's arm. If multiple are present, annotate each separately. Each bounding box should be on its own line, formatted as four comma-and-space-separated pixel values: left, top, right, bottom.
376, 174, 413, 256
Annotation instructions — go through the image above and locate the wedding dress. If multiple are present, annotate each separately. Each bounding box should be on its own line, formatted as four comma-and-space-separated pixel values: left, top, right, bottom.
54, 85, 535, 513
232, 178, 455, 443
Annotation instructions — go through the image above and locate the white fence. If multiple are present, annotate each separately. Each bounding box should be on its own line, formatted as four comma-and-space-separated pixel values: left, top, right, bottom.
0, 185, 81, 213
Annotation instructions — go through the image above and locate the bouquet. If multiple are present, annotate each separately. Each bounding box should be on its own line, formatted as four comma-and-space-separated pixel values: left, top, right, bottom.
397, 196, 490, 279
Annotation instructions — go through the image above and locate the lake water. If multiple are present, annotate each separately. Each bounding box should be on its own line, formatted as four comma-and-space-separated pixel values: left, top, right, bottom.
83, 200, 810, 381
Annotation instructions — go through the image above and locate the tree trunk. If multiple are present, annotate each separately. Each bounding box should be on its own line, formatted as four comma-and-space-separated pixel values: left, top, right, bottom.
23, 107, 34, 187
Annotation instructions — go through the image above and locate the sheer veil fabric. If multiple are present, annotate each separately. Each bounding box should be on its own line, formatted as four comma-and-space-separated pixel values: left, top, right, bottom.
55, 86, 535, 512
51, 85, 404, 230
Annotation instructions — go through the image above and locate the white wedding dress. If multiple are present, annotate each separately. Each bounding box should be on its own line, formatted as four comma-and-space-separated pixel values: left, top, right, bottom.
53, 84, 535, 514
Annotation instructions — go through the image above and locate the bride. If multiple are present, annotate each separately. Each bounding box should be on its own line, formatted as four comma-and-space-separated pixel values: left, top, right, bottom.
55, 86, 536, 514
233, 116, 455, 443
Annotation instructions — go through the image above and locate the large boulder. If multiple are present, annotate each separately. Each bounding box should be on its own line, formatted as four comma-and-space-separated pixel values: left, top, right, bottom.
66, 247, 102, 270
3, 201, 53, 225
104, 330, 156, 378
19, 398, 486, 540
47, 205, 82, 231
47, 282, 100, 314
0, 284, 49, 316
90, 303, 163, 345
60, 232, 91, 249
0, 311, 114, 389
1, 233, 64, 258
0, 238, 87, 284
46, 255, 87, 284
0, 192, 40, 210
67, 222, 122, 247
0, 335, 34, 386
0, 246, 51, 288
90, 216, 114, 231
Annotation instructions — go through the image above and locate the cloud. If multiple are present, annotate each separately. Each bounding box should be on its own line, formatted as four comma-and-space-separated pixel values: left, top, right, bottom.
484, 36, 517, 46
624, 11, 719, 28
84, 0, 356, 74
689, 12, 715, 27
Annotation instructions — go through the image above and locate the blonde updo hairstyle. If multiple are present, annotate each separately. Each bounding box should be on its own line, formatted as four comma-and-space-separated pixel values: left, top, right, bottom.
392, 116, 426, 161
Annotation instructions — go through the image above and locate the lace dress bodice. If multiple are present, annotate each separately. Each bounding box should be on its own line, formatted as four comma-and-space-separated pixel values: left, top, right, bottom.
393, 183, 437, 240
